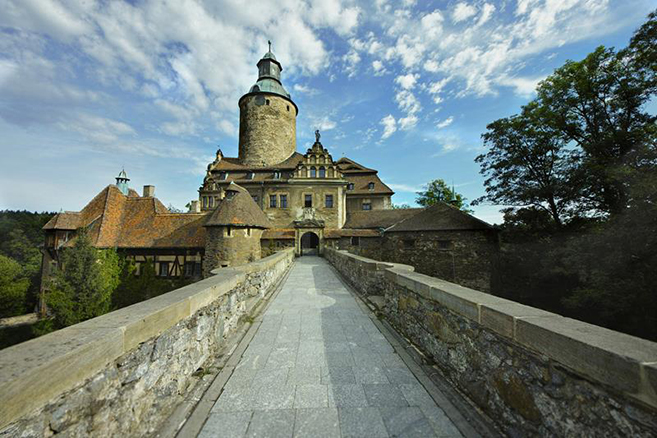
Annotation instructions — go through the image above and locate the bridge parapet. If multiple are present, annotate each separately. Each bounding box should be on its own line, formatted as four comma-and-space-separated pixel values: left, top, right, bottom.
325, 248, 657, 437
0, 248, 295, 436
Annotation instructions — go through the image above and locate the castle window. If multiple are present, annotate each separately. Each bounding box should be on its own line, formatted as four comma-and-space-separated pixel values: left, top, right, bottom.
319, 167, 326, 178
304, 194, 313, 208
184, 262, 195, 277
246, 228, 252, 237
368, 182, 375, 190
159, 262, 169, 277
209, 197, 214, 208
226, 227, 232, 237
437, 240, 452, 250
351, 236, 360, 246
325, 195, 333, 208
287, 105, 290, 112
347, 183, 354, 190
310, 167, 316, 178
280, 194, 288, 208
269, 195, 277, 208
219, 172, 227, 180
252, 194, 259, 204
247, 172, 254, 180
362, 202, 372, 210
202, 196, 208, 208
266, 99, 270, 105
273, 170, 281, 179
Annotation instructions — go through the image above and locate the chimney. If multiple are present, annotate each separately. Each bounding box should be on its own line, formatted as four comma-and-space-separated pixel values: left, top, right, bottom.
143, 185, 155, 197
189, 200, 200, 213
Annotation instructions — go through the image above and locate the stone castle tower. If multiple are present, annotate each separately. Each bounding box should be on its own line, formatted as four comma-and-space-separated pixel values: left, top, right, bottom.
238, 43, 298, 167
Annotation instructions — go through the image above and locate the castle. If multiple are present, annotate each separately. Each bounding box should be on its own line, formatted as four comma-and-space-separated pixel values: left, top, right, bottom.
42, 46, 498, 290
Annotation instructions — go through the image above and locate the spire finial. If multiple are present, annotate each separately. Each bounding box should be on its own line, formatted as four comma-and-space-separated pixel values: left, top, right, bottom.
268, 40, 272, 52
315, 129, 321, 142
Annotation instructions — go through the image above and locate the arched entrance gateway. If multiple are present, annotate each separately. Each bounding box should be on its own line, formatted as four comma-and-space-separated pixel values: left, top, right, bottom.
300, 231, 320, 255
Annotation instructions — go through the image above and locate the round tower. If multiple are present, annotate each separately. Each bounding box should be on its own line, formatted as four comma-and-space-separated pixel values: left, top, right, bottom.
238, 43, 298, 167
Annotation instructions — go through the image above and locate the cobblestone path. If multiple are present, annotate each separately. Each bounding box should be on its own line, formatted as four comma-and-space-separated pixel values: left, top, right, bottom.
198, 256, 464, 437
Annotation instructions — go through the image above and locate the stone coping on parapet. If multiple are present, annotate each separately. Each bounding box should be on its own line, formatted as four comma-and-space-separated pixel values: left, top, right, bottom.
0, 248, 295, 430
324, 248, 657, 410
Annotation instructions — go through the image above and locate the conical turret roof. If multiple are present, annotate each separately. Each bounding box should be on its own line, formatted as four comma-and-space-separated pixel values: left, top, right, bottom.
204, 183, 271, 228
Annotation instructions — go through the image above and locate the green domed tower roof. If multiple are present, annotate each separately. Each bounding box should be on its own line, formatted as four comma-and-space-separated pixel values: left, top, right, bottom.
245, 41, 293, 101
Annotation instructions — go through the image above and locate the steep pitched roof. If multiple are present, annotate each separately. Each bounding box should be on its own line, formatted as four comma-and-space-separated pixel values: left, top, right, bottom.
43, 212, 81, 230
336, 157, 376, 173
344, 209, 422, 229
205, 183, 271, 228
343, 173, 394, 195
386, 203, 495, 232
210, 152, 304, 171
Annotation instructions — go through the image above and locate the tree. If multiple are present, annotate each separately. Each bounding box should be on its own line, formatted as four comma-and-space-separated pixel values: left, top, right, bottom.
111, 258, 183, 309
474, 102, 577, 227
392, 203, 412, 209
0, 255, 29, 318
44, 229, 121, 329
416, 179, 472, 212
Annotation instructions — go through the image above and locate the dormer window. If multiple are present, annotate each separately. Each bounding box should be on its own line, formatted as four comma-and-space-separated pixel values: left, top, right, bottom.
246, 172, 254, 180
273, 170, 281, 179
347, 183, 354, 190
368, 182, 375, 190
319, 167, 326, 178
219, 171, 227, 180
310, 167, 317, 178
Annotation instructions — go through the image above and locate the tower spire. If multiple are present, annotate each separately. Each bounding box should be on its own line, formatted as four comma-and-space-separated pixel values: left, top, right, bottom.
268, 40, 272, 52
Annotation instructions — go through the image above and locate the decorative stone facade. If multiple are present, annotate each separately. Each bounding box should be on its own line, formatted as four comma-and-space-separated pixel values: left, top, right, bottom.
325, 248, 657, 437
0, 250, 294, 437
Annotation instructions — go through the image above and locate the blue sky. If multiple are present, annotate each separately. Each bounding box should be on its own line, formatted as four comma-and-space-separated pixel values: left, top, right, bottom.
0, 0, 654, 224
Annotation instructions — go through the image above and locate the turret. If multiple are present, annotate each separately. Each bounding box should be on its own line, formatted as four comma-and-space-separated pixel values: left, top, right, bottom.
238, 42, 298, 167
115, 169, 130, 195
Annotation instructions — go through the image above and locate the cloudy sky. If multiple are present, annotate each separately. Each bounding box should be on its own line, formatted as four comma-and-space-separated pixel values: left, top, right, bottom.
0, 0, 654, 224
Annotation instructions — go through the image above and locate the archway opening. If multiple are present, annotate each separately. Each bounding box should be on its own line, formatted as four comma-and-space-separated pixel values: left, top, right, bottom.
300, 232, 320, 256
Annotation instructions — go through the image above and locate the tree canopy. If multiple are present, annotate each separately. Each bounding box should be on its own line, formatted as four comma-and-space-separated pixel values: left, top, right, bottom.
416, 179, 472, 212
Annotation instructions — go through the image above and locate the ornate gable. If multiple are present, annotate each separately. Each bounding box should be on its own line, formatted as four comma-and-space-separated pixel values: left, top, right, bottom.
293, 132, 341, 179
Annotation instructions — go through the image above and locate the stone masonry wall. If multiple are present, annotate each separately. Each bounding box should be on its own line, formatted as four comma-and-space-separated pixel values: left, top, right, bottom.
0, 249, 294, 437
203, 227, 264, 276
325, 248, 657, 437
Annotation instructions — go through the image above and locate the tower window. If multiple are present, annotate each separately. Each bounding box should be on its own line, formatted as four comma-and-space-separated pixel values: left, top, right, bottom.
266, 99, 270, 105
362, 202, 372, 210
219, 172, 227, 180
273, 171, 281, 179
226, 227, 232, 237
351, 236, 360, 246
319, 167, 326, 178
287, 105, 290, 112
280, 194, 288, 208
347, 183, 354, 190
246, 172, 254, 180
325, 195, 333, 208
368, 182, 375, 190
246, 228, 252, 237
310, 167, 316, 178
252, 194, 259, 204
269, 195, 277, 208
304, 194, 313, 208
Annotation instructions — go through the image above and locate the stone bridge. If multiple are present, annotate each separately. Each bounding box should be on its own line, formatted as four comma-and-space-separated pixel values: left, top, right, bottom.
1, 248, 656, 437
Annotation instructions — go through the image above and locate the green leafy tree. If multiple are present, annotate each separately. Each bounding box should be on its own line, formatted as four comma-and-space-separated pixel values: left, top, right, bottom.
392, 203, 412, 209
474, 102, 577, 227
0, 255, 29, 318
44, 230, 121, 329
112, 258, 189, 309
416, 179, 472, 212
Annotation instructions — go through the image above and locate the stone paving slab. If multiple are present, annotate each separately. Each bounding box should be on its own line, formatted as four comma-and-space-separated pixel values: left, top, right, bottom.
198, 256, 464, 437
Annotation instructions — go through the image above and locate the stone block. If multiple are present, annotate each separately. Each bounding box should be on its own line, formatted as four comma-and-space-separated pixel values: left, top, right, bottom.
516, 316, 657, 396
0, 326, 123, 429
640, 362, 657, 409
480, 301, 555, 338
428, 281, 506, 322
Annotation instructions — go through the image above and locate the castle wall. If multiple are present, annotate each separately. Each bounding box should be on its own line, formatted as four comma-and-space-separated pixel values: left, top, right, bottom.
203, 227, 263, 276
346, 195, 390, 212
238, 94, 296, 167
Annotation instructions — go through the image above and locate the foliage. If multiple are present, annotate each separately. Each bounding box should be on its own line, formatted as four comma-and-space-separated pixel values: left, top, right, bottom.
392, 203, 412, 209
483, 11, 657, 341
112, 258, 189, 309
416, 179, 472, 212
0, 255, 30, 318
167, 204, 183, 213
43, 229, 121, 330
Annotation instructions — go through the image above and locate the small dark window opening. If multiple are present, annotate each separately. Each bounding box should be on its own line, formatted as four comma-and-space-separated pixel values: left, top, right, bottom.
351, 236, 360, 246
246, 228, 252, 237
368, 182, 375, 190
184, 262, 195, 277
219, 172, 227, 180
287, 105, 290, 111
362, 202, 372, 210
247, 172, 254, 180
280, 194, 288, 208
325, 194, 333, 208
304, 194, 313, 208
310, 167, 317, 178
266, 99, 270, 105
159, 262, 169, 277
226, 227, 232, 237
437, 240, 452, 250
319, 167, 326, 178
347, 183, 354, 190
273, 170, 281, 179
403, 239, 415, 248
252, 194, 259, 203
270, 195, 277, 208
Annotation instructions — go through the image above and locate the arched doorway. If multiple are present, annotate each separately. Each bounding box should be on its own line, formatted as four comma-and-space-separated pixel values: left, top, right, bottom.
300, 232, 320, 256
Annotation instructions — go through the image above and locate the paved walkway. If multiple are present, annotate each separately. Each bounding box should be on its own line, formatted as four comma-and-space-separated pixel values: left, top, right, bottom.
198, 257, 464, 438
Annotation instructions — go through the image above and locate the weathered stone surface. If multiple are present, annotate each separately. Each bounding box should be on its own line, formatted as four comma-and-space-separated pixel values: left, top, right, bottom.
325, 247, 657, 437
0, 249, 294, 436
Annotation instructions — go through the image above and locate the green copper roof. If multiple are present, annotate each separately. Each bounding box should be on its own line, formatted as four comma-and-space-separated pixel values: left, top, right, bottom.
249, 78, 291, 99
262, 51, 277, 61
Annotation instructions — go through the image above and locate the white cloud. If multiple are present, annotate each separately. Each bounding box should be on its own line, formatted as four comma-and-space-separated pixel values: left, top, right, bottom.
498, 74, 545, 97
388, 183, 421, 193
436, 116, 454, 129
394, 73, 418, 90
380, 114, 397, 139
477, 3, 496, 26
398, 114, 418, 130
293, 83, 319, 95
452, 2, 477, 23
372, 60, 386, 75
342, 49, 361, 77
